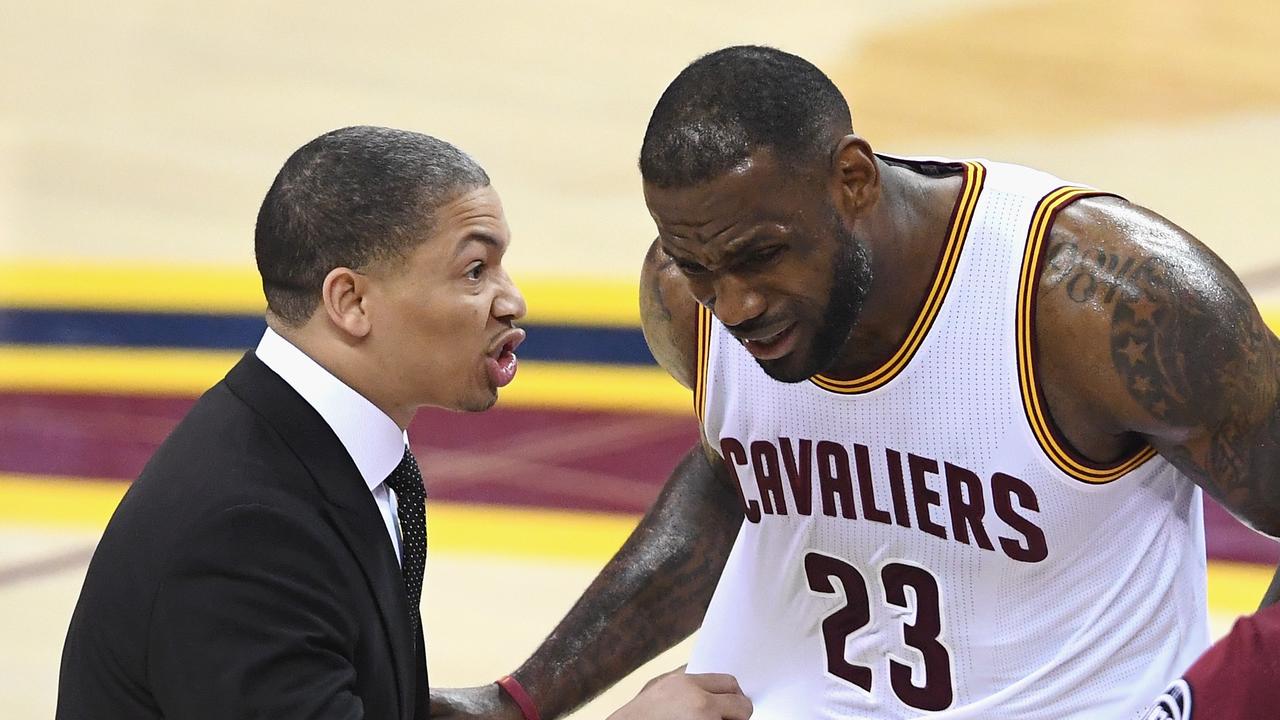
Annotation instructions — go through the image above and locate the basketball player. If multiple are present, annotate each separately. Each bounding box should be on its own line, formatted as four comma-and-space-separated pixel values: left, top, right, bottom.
430, 46, 1280, 719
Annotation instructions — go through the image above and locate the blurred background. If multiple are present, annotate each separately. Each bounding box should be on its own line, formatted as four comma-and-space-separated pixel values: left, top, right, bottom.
2, 0, 1278, 717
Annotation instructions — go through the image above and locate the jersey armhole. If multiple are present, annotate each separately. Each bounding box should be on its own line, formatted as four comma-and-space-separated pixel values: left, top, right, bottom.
694, 303, 714, 425
1015, 186, 1157, 484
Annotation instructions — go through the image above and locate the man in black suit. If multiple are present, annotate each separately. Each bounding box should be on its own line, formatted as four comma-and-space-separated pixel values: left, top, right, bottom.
56, 126, 752, 720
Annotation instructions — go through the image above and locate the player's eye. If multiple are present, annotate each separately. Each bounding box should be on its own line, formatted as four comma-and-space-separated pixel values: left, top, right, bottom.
675, 259, 708, 276
750, 246, 785, 265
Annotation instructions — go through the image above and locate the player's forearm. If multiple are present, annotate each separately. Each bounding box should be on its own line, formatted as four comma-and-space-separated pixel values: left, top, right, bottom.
509, 446, 742, 719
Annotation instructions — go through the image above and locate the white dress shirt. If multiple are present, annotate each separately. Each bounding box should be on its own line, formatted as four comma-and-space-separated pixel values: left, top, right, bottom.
255, 327, 408, 564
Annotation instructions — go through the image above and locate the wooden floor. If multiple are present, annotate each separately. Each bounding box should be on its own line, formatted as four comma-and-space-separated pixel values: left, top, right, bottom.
2, 0, 1278, 717
2, 0, 1277, 281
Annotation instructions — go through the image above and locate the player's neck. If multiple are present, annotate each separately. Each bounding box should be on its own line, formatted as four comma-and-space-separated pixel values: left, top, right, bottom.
823, 160, 964, 380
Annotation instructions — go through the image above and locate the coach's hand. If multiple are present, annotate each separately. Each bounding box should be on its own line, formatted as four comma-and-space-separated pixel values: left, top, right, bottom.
607, 667, 752, 720
429, 684, 521, 720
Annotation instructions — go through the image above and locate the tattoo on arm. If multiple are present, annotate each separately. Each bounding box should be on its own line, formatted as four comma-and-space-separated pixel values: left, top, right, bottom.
643, 247, 675, 322
510, 447, 743, 718
1040, 241, 1161, 306
640, 241, 699, 389
1091, 241, 1280, 539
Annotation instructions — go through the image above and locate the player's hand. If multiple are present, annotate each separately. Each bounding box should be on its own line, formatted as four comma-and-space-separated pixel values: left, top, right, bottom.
429, 683, 522, 720
606, 666, 753, 720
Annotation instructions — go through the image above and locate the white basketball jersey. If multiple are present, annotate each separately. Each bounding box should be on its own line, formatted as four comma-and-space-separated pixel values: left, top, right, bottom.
686, 158, 1209, 719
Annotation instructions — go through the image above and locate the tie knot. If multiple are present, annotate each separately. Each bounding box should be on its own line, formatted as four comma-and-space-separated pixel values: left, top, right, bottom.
385, 447, 423, 501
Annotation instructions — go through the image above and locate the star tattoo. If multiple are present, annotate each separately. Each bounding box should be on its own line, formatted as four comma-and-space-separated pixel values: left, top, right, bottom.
1120, 338, 1148, 365
1130, 298, 1159, 324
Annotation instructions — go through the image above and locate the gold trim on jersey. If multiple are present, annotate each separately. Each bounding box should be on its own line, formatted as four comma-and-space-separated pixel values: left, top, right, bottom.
810, 160, 986, 394
1016, 186, 1157, 484
694, 303, 714, 424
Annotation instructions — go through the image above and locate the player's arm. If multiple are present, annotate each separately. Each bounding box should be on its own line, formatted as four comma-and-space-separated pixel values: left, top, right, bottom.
1035, 196, 1280, 602
430, 240, 744, 719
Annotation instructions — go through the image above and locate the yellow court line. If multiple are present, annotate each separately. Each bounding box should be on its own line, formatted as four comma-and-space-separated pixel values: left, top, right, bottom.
516, 278, 640, 327
427, 503, 636, 563
498, 360, 688, 412
1207, 560, 1274, 616
0, 346, 690, 413
0, 261, 1275, 333
0, 346, 246, 397
0, 474, 637, 563
2, 473, 1271, 610
0, 263, 641, 326
0, 475, 133, 530
0, 262, 264, 314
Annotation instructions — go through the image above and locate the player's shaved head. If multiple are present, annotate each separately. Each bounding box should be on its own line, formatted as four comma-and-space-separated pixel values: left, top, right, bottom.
639, 45, 853, 188
255, 125, 490, 326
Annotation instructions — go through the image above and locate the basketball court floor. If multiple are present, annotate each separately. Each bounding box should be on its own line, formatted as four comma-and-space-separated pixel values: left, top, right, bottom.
2, 0, 1279, 717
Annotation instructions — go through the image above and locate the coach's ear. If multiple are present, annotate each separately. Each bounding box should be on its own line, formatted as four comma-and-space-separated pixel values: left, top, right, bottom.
321, 267, 372, 339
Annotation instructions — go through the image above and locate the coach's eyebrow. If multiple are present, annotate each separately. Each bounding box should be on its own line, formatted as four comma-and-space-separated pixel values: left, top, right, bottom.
453, 231, 505, 256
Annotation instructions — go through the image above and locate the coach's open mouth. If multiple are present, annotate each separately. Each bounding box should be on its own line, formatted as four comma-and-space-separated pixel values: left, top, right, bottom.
484, 328, 526, 388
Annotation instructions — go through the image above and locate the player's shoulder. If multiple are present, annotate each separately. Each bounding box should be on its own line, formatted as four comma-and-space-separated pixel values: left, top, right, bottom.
640, 239, 701, 391
1037, 193, 1252, 342
1034, 195, 1186, 340
1033, 193, 1271, 435
1047, 194, 1197, 266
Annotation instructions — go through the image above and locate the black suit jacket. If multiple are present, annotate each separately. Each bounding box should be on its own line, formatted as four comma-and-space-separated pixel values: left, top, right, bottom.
57, 353, 428, 719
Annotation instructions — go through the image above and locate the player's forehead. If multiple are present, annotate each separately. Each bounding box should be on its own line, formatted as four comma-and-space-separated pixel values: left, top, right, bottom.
645, 154, 809, 251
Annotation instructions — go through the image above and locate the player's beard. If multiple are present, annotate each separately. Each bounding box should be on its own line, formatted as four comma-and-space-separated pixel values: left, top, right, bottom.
759, 207, 872, 383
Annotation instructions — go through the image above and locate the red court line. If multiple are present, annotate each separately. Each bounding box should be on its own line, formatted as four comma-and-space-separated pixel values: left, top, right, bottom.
1, 391, 699, 515
4, 391, 1276, 564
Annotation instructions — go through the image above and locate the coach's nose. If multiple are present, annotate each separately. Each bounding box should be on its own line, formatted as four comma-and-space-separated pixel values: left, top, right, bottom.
493, 268, 527, 323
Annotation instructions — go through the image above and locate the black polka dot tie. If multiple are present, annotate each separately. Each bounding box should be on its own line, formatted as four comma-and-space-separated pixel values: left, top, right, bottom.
385, 447, 426, 643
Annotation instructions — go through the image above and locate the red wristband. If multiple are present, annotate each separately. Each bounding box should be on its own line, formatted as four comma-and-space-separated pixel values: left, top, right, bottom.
496, 674, 541, 720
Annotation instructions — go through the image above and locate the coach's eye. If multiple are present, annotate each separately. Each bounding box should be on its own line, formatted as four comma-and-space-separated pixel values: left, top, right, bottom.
465, 262, 485, 281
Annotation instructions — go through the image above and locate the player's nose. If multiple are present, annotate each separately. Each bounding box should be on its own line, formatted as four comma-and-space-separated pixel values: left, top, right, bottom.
712, 275, 766, 329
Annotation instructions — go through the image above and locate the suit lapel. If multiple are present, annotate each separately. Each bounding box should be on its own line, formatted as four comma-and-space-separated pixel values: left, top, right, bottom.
223, 352, 417, 719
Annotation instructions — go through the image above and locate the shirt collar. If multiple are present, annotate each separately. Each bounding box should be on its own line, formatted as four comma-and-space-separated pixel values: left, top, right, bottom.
255, 327, 408, 492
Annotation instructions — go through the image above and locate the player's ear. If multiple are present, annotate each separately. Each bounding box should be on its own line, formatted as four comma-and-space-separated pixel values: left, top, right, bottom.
321, 267, 373, 339
831, 135, 879, 218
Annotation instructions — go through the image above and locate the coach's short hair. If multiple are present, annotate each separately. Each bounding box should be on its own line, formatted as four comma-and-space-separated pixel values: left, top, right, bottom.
639, 46, 853, 188
255, 125, 490, 326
